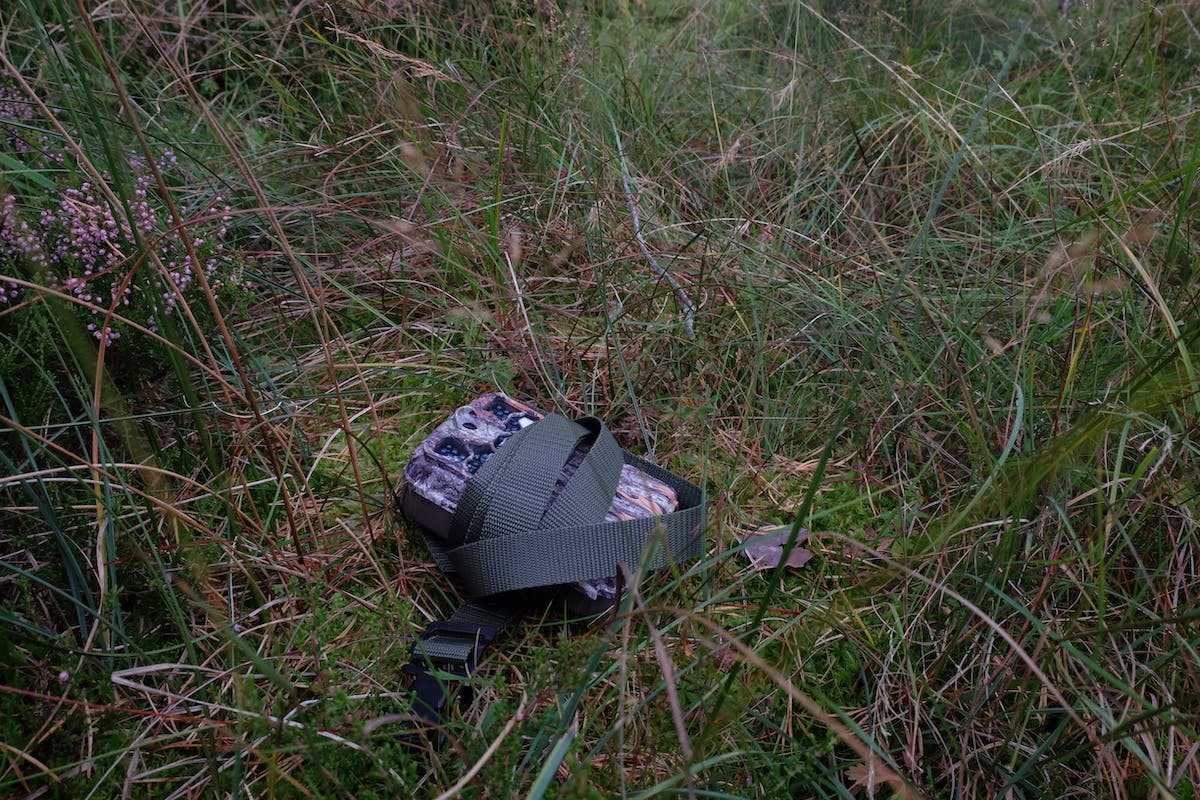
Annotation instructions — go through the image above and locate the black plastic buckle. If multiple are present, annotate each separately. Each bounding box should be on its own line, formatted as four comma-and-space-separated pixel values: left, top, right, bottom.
415, 621, 497, 673
401, 622, 498, 730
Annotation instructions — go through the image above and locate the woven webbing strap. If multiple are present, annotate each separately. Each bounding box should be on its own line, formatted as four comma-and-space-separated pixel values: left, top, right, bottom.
444, 414, 705, 594
450, 414, 622, 547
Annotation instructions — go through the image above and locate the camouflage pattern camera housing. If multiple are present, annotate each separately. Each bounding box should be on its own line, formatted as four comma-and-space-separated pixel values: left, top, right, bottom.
399, 392, 679, 613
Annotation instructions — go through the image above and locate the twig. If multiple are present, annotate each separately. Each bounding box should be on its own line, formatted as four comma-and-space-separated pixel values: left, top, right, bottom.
611, 125, 696, 339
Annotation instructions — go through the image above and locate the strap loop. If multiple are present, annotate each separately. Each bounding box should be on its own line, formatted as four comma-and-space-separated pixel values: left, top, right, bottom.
448, 414, 624, 546
444, 434, 705, 595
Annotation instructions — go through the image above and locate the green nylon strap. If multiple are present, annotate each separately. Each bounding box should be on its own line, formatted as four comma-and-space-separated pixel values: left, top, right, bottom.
416, 525, 456, 573
447, 414, 566, 547
411, 598, 524, 663
536, 417, 622, 531
449, 505, 703, 595
449, 414, 624, 547
443, 419, 706, 595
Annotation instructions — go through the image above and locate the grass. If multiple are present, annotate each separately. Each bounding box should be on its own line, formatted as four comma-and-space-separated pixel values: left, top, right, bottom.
2, 0, 1199, 796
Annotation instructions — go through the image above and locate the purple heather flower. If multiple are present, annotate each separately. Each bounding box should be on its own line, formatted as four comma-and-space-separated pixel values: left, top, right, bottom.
0, 195, 48, 275
0, 83, 36, 154
0, 118, 242, 345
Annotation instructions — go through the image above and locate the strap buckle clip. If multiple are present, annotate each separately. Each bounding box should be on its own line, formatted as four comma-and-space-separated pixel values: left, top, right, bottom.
407, 620, 497, 675
402, 621, 498, 727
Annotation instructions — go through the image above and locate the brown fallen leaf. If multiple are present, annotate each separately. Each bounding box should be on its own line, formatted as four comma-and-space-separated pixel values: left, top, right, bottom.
741, 525, 813, 571
842, 535, 895, 564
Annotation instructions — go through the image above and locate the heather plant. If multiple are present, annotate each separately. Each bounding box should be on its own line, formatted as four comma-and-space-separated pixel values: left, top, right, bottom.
0, 81, 50, 159
0, 102, 240, 354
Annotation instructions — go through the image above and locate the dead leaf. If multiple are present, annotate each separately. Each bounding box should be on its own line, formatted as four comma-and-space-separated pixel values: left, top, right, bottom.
505, 228, 523, 266
840, 535, 895, 567
741, 525, 813, 571
845, 762, 876, 793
